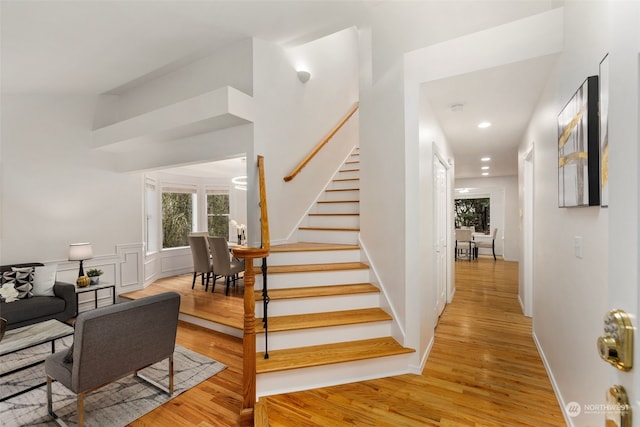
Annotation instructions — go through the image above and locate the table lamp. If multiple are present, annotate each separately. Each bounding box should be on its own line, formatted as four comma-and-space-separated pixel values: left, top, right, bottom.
69, 243, 93, 277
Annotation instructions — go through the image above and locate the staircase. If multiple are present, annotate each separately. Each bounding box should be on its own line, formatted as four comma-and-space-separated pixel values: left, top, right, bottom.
255, 148, 414, 397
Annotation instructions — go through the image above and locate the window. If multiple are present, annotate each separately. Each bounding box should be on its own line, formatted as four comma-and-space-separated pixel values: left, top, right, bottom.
207, 190, 230, 238
162, 189, 196, 249
454, 197, 490, 232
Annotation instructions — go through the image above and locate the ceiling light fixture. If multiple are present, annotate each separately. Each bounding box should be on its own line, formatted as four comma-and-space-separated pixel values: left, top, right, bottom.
449, 103, 465, 112
482, 172, 489, 176
481, 166, 489, 170
478, 121, 491, 128
232, 175, 247, 191
481, 157, 491, 162
297, 70, 311, 83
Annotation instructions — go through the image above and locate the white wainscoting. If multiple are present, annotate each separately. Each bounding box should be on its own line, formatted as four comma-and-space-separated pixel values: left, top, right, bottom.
54, 243, 144, 313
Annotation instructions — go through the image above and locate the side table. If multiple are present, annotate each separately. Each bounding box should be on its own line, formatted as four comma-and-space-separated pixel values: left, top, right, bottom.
75, 282, 116, 313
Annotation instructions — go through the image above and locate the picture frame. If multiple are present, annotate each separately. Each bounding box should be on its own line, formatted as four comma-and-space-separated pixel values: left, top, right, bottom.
558, 75, 600, 207
599, 54, 609, 207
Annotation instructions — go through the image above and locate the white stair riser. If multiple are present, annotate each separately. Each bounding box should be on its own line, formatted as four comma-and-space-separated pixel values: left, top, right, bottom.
255, 292, 380, 317
255, 321, 391, 352
306, 215, 360, 229
314, 202, 360, 214
298, 229, 359, 245
320, 190, 360, 202
257, 353, 413, 398
268, 249, 361, 265
257, 268, 370, 289
330, 179, 360, 190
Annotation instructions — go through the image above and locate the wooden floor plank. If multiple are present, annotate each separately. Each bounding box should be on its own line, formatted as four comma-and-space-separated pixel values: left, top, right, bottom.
263, 258, 565, 426
126, 257, 563, 426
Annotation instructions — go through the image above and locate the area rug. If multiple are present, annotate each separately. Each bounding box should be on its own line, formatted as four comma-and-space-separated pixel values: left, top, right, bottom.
1, 336, 226, 426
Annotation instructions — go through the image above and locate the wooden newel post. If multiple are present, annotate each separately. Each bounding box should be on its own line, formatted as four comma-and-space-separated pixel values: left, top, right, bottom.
234, 248, 268, 424
237, 154, 271, 423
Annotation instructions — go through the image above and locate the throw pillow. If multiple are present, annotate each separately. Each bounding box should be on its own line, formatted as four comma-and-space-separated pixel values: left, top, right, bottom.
2, 267, 34, 299
33, 264, 57, 296
0, 283, 19, 303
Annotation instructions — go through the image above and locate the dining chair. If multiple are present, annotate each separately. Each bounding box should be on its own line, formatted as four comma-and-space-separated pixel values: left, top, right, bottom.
208, 236, 245, 296
455, 229, 475, 261
188, 235, 213, 291
474, 228, 498, 260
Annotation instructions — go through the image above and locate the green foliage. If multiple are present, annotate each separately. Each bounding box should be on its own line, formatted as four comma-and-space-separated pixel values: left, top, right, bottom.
207, 194, 230, 238
455, 198, 490, 232
162, 192, 193, 248
86, 268, 103, 277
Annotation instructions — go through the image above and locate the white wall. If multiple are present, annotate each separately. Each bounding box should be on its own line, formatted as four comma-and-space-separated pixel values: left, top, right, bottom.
0, 94, 144, 297
516, 2, 640, 425
454, 175, 519, 261
252, 28, 359, 243
95, 38, 254, 127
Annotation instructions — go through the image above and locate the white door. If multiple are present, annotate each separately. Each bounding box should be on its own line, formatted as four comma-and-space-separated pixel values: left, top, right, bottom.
434, 156, 448, 318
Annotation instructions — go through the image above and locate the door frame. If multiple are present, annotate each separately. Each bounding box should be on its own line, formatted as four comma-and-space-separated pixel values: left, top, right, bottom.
433, 148, 453, 307
523, 143, 534, 317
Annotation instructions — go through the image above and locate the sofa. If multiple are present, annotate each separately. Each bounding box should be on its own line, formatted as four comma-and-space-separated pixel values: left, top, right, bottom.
45, 292, 181, 427
0, 263, 77, 330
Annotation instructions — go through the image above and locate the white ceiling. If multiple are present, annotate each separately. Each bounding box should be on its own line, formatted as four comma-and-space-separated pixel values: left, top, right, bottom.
161, 157, 246, 179
1, 1, 560, 180
422, 54, 559, 179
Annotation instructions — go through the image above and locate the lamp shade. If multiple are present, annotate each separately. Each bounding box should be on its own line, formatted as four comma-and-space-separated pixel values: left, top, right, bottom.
68, 243, 93, 261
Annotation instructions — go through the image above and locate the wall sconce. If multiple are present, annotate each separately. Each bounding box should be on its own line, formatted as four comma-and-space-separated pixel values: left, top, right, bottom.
68, 242, 93, 277
297, 70, 311, 83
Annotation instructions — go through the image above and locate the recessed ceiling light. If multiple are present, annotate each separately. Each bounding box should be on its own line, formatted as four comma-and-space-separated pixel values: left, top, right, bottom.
478, 121, 491, 128
449, 103, 465, 112
481, 157, 491, 162
482, 172, 489, 176
481, 166, 489, 170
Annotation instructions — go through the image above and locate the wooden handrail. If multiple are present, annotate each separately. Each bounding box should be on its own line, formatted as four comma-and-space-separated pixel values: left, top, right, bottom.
283, 102, 359, 182
233, 155, 270, 424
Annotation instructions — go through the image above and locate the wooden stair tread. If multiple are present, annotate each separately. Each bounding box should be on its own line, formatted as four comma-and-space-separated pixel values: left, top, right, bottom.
256, 308, 391, 333
317, 200, 359, 204
308, 213, 359, 217
326, 188, 359, 192
270, 242, 360, 252
333, 178, 359, 182
256, 337, 414, 373
339, 168, 360, 173
255, 283, 379, 301
255, 262, 368, 274
298, 226, 359, 231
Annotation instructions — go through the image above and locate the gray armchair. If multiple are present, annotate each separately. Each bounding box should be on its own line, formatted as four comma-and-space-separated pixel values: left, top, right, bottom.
45, 292, 180, 427
208, 237, 244, 295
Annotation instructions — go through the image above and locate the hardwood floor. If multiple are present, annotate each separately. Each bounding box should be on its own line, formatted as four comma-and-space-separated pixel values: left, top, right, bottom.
262, 258, 565, 426
126, 258, 564, 426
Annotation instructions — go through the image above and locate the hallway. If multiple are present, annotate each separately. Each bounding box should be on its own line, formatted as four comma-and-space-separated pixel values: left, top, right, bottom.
263, 258, 565, 425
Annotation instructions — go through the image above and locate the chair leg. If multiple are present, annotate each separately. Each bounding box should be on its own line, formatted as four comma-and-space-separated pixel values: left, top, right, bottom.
492, 243, 496, 260
225, 276, 230, 296
169, 355, 174, 395
78, 392, 85, 427
191, 272, 197, 289
204, 272, 210, 292
47, 376, 54, 417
